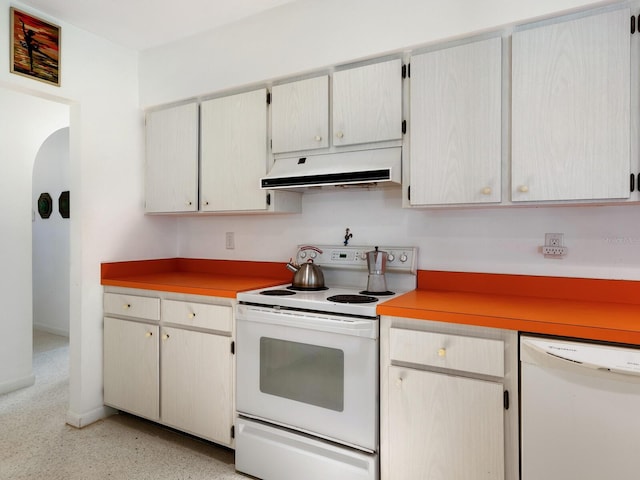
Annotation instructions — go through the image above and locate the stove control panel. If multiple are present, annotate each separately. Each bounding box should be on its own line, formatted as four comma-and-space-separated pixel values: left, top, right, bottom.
295, 245, 417, 273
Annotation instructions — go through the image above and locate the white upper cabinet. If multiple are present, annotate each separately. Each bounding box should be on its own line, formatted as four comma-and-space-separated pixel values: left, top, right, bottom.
409, 38, 502, 205
271, 76, 329, 154
271, 58, 403, 154
512, 8, 630, 202
145, 102, 199, 213
200, 89, 269, 212
333, 59, 403, 147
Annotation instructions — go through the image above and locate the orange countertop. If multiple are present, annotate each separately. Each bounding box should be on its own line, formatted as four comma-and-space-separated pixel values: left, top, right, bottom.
101, 258, 291, 298
378, 271, 640, 345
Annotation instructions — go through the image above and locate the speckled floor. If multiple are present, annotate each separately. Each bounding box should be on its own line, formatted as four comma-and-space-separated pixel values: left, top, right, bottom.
0, 330, 249, 480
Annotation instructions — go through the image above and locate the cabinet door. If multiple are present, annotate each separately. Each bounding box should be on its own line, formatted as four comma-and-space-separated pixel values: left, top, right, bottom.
333, 59, 403, 147
271, 76, 329, 153
387, 366, 504, 480
512, 8, 630, 202
161, 327, 233, 446
145, 102, 199, 213
409, 38, 502, 205
103, 317, 159, 420
200, 89, 269, 212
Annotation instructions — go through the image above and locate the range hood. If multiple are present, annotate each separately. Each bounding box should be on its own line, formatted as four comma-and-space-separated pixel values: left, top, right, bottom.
260, 147, 401, 189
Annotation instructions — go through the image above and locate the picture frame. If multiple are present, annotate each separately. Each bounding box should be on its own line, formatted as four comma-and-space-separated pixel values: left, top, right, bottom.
10, 7, 60, 86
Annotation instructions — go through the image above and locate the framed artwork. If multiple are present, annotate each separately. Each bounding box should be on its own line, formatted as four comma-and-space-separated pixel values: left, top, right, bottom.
10, 7, 60, 86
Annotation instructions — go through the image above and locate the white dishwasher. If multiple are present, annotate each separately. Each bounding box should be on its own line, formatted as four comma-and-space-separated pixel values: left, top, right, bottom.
520, 335, 640, 480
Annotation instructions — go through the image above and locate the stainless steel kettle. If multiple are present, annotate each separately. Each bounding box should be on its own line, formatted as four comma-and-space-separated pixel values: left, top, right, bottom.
286, 246, 325, 289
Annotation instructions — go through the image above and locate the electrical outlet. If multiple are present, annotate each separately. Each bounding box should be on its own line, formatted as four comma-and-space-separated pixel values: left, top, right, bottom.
543, 233, 567, 258
225, 232, 235, 250
545, 233, 563, 247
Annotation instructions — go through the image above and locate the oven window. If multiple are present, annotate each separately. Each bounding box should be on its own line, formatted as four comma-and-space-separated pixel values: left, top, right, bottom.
260, 337, 344, 412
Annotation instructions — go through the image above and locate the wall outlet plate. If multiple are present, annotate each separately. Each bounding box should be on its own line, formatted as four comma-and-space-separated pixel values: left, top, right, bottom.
543, 233, 566, 258
545, 233, 563, 247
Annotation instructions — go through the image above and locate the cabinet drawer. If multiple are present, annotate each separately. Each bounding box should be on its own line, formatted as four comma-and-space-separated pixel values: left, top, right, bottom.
104, 293, 160, 321
389, 328, 504, 377
162, 299, 232, 333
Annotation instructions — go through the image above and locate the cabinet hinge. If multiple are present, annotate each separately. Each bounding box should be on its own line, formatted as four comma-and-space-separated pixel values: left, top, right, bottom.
632, 15, 636, 34
266, 193, 271, 206
402, 64, 407, 78
267, 91, 271, 105
407, 185, 411, 201
231, 341, 235, 354
231, 425, 235, 439
631, 173, 635, 193
402, 120, 407, 134
503, 390, 510, 410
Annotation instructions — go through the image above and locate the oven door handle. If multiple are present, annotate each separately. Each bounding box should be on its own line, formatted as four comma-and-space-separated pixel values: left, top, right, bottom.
236, 306, 377, 339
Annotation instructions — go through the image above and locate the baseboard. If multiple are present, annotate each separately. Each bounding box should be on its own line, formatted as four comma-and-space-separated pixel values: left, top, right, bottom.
0, 373, 35, 395
33, 323, 69, 337
66, 405, 114, 428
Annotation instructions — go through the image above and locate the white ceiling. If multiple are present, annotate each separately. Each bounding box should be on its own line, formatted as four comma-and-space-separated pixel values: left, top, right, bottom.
17, 0, 299, 50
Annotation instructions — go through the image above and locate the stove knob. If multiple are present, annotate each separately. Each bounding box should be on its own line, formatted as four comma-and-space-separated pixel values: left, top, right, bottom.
400, 253, 408, 263
299, 251, 307, 259
309, 251, 317, 259
387, 253, 395, 262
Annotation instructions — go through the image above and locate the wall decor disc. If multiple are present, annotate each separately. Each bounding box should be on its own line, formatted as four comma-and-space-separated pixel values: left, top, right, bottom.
37, 192, 52, 219
58, 190, 70, 218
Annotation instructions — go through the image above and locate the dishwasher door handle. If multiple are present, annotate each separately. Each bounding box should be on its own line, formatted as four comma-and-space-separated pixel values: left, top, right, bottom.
522, 336, 640, 378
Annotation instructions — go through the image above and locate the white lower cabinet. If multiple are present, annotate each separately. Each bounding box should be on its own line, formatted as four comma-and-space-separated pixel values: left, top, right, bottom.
103, 288, 235, 448
380, 316, 518, 480
104, 317, 159, 421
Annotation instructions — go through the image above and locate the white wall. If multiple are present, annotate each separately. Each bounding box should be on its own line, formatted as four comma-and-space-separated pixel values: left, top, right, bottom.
0, 90, 69, 395
139, 0, 614, 106
0, 1, 177, 425
32, 127, 70, 337
141, 0, 640, 281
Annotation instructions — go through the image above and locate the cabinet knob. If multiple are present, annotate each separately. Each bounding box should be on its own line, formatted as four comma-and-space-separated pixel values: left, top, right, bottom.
162, 333, 170, 340
438, 348, 446, 357
203, 201, 209, 206
336, 131, 344, 139
186, 200, 193, 206
395, 377, 403, 387
518, 185, 529, 193
188, 312, 196, 319
482, 187, 492, 195
314, 135, 322, 142
123, 303, 131, 309
145, 331, 153, 338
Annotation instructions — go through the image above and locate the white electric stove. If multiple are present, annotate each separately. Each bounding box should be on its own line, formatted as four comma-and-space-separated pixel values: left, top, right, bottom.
235, 245, 417, 480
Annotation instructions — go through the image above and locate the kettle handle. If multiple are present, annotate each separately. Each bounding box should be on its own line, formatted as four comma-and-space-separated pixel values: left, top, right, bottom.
298, 245, 323, 254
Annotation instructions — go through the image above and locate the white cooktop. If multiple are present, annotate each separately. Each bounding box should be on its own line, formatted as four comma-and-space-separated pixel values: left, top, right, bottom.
238, 245, 417, 318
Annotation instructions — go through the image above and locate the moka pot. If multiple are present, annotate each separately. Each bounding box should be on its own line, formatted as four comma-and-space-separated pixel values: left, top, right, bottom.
366, 246, 388, 293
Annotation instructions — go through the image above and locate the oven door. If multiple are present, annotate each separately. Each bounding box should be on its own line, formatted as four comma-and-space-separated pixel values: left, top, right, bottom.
236, 303, 378, 452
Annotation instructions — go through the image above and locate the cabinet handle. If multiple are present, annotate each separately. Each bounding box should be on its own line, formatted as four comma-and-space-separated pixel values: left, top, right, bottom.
336, 131, 344, 139
145, 331, 153, 338
188, 312, 196, 319
438, 348, 446, 357
481, 187, 492, 195
518, 185, 529, 193
162, 333, 170, 340
314, 135, 322, 142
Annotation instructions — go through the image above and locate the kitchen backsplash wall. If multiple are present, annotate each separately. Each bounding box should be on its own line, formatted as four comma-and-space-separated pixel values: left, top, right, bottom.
149, 0, 636, 280
177, 188, 640, 281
